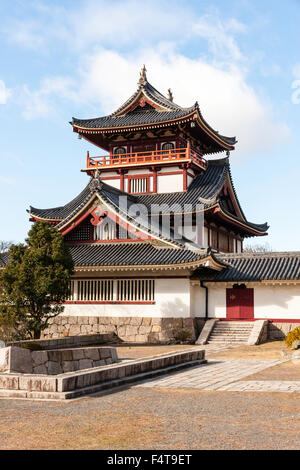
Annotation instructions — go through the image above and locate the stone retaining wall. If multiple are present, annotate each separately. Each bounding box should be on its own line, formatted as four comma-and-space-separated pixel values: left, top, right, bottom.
0, 346, 118, 375
268, 322, 300, 340
41, 316, 198, 344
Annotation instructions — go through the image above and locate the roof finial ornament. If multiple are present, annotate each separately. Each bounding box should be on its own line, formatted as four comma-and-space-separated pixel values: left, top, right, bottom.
168, 88, 173, 102
138, 64, 147, 86
89, 169, 103, 191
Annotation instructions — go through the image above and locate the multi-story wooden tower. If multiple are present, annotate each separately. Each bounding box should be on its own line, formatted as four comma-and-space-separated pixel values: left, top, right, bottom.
27, 67, 272, 342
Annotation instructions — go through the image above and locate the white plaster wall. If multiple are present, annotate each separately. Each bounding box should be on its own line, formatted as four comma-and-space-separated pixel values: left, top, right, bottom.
127, 169, 151, 175
157, 174, 183, 193
62, 278, 191, 318
159, 166, 181, 173
205, 284, 300, 320
190, 285, 206, 318
254, 285, 300, 319
106, 179, 120, 190
207, 286, 227, 318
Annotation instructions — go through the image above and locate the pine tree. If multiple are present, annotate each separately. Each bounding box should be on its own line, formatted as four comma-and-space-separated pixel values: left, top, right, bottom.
0, 222, 74, 339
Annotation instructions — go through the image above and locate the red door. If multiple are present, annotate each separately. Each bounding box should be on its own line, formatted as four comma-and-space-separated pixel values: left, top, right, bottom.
226, 288, 254, 320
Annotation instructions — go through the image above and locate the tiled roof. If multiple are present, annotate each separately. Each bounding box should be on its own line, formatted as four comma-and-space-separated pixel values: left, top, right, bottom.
138, 158, 229, 210
69, 243, 210, 267
71, 78, 236, 147
111, 81, 184, 115
28, 158, 268, 234
72, 107, 197, 130
29, 183, 93, 220
197, 252, 300, 282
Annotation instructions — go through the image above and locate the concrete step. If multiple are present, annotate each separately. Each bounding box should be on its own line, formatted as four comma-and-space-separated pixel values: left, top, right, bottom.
207, 321, 254, 344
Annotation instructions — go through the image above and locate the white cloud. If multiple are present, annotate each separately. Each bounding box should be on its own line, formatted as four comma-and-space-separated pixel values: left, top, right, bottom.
0, 80, 11, 104
0, 176, 15, 185
6, 1, 288, 159
19, 77, 77, 119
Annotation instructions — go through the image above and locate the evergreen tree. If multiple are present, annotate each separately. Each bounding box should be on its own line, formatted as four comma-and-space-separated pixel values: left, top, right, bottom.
0, 222, 74, 339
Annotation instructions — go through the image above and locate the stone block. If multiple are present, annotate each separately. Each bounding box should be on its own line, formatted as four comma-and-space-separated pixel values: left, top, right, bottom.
47, 351, 60, 362
47, 361, 62, 375
89, 316, 98, 325
69, 325, 81, 336
7, 347, 32, 374
151, 325, 161, 333
135, 335, 148, 343
126, 325, 139, 336
98, 317, 111, 325
62, 361, 75, 373
79, 359, 93, 370
72, 349, 85, 361
33, 364, 47, 374
85, 348, 100, 361
142, 317, 152, 326
130, 317, 143, 326
94, 360, 106, 367
0, 347, 10, 373
81, 325, 92, 334
139, 325, 152, 335
0, 375, 19, 390
117, 326, 127, 337
19, 376, 57, 392
61, 350, 73, 361
99, 347, 112, 359
68, 317, 78, 325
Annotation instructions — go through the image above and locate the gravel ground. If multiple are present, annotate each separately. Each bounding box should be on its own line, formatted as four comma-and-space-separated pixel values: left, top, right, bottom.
1, 340, 299, 450
0, 387, 300, 450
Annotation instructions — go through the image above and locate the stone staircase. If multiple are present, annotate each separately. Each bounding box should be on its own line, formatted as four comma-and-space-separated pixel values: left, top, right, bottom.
207, 321, 254, 344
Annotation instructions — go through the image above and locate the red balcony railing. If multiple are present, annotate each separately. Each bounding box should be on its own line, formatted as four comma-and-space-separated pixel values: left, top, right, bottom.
85, 146, 207, 170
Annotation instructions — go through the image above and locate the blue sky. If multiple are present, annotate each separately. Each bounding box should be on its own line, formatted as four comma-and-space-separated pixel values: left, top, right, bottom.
0, 0, 300, 250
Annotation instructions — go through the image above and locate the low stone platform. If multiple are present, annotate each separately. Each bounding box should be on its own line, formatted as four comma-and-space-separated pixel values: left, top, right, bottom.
0, 348, 205, 400
0, 346, 118, 375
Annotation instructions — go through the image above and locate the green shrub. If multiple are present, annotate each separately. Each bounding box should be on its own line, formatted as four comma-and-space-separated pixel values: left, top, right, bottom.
285, 327, 300, 348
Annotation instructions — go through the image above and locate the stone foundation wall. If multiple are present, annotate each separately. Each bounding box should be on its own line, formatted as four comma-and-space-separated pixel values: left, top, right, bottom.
42, 316, 199, 344
268, 322, 300, 340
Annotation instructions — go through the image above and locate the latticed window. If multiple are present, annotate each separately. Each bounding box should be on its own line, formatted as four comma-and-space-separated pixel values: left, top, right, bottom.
219, 231, 229, 252
65, 220, 91, 241
129, 177, 148, 193
77, 280, 114, 301
117, 279, 155, 302
67, 279, 155, 302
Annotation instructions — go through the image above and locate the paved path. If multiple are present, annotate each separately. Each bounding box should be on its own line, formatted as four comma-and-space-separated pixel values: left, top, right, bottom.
135, 359, 285, 391
218, 380, 300, 392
